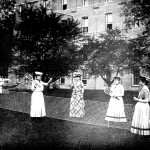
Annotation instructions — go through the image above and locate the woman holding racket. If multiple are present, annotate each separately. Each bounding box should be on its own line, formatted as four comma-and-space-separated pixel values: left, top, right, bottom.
105, 76, 127, 127
131, 76, 150, 135
30, 71, 52, 118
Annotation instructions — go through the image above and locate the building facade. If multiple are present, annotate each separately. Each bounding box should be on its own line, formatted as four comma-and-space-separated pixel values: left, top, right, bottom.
50, 0, 145, 91
9, 0, 144, 91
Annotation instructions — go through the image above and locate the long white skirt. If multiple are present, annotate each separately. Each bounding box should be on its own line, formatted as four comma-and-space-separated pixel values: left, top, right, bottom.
30, 91, 46, 117
105, 97, 127, 122
131, 102, 150, 135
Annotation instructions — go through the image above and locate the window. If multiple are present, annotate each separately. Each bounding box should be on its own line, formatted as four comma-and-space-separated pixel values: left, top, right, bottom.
134, 16, 141, 27
82, 17, 88, 33
106, 13, 112, 30
16, 4, 23, 12
132, 69, 140, 86
83, 0, 88, 6
60, 77, 65, 84
62, 0, 67, 10
82, 79, 87, 85
82, 70, 89, 85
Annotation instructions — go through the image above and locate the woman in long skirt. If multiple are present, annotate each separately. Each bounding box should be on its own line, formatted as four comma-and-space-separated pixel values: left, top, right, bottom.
69, 74, 85, 118
30, 71, 51, 118
105, 77, 126, 127
131, 76, 150, 135
0, 77, 4, 93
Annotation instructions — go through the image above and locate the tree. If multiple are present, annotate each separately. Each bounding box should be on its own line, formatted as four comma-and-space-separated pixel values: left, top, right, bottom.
13, 3, 86, 82
120, 0, 150, 73
0, 0, 16, 77
81, 29, 133, 86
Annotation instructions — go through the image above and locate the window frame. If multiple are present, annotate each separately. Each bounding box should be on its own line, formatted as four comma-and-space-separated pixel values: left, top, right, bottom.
105, 13, 113, 30
62, 0, 67, 10
132, 69, 140, 86
60, 77, 65, 85
83, 0, 88, 6
82, 16, 88, 33
82, 69, 89, 86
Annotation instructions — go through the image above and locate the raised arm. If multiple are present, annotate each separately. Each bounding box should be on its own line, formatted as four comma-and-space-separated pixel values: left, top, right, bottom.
42, 78, 52, 86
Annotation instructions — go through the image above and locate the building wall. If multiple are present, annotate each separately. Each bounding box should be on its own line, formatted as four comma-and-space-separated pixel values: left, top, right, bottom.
52, 0, 144, 38
56, 72, 139, 91
12, 0, 142, 91
52, 0, 142, 91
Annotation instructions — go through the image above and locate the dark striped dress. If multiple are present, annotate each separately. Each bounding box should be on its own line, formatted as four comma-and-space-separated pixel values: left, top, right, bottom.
69, 80, 85, 118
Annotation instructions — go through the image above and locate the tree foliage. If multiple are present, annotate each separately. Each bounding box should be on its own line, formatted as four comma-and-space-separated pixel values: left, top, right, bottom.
14, 3, 85, 81
82, 29, 133, 86
0, 0, 16, 77
120, 0, 150, 72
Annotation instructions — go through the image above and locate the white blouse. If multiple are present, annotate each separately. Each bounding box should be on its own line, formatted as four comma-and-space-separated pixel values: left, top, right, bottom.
31, 80, 44, 92
110, 84, 124, 97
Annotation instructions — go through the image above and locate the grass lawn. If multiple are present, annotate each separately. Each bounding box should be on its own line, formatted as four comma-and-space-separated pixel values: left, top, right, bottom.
8, 88, 138, 104
0, 108, 150, 150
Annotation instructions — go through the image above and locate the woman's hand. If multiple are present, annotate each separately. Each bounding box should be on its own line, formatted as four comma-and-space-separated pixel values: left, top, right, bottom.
69, 83, 74, 88
133, 97, 138, 101
110, 93, 115, 97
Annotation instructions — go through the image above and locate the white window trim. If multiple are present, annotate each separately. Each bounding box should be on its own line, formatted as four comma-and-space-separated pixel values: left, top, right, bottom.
62, 0, 67, 5
105, 13, 113, 30
62, 0, 67, 10
131, 73, 139, 87
82, 16, 88, 33
60, 77, 65, 85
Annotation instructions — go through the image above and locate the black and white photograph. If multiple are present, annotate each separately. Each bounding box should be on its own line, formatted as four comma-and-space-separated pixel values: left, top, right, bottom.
0, 0, 150, 149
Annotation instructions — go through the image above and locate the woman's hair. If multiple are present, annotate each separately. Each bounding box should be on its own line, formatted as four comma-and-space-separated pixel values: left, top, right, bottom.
140, 76, 149, 85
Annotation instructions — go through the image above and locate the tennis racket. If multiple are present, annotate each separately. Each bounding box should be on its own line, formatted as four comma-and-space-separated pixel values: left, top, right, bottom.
3, 79, 10, 82
104, 86, 111, 95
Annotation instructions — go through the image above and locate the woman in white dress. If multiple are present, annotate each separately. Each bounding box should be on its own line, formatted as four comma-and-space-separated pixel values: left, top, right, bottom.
69, 74, 85, 118
30, 71, 51, 118
131, 76, 150, 135
105, 77, 127, 127
0, 78, 4, 93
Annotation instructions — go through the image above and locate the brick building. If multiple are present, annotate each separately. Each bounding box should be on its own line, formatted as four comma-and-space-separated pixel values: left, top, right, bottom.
9, 0, 144, 91
50, 0, 145, 91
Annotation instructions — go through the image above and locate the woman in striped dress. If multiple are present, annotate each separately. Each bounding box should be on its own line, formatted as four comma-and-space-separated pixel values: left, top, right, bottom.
69, 74, 85, 118
131, 76, 150, 135
105, 77, 127, 127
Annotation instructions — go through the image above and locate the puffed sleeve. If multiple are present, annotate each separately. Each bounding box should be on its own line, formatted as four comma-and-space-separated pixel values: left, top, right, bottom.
41, 81, 48, 86
140, 90, 149, 100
